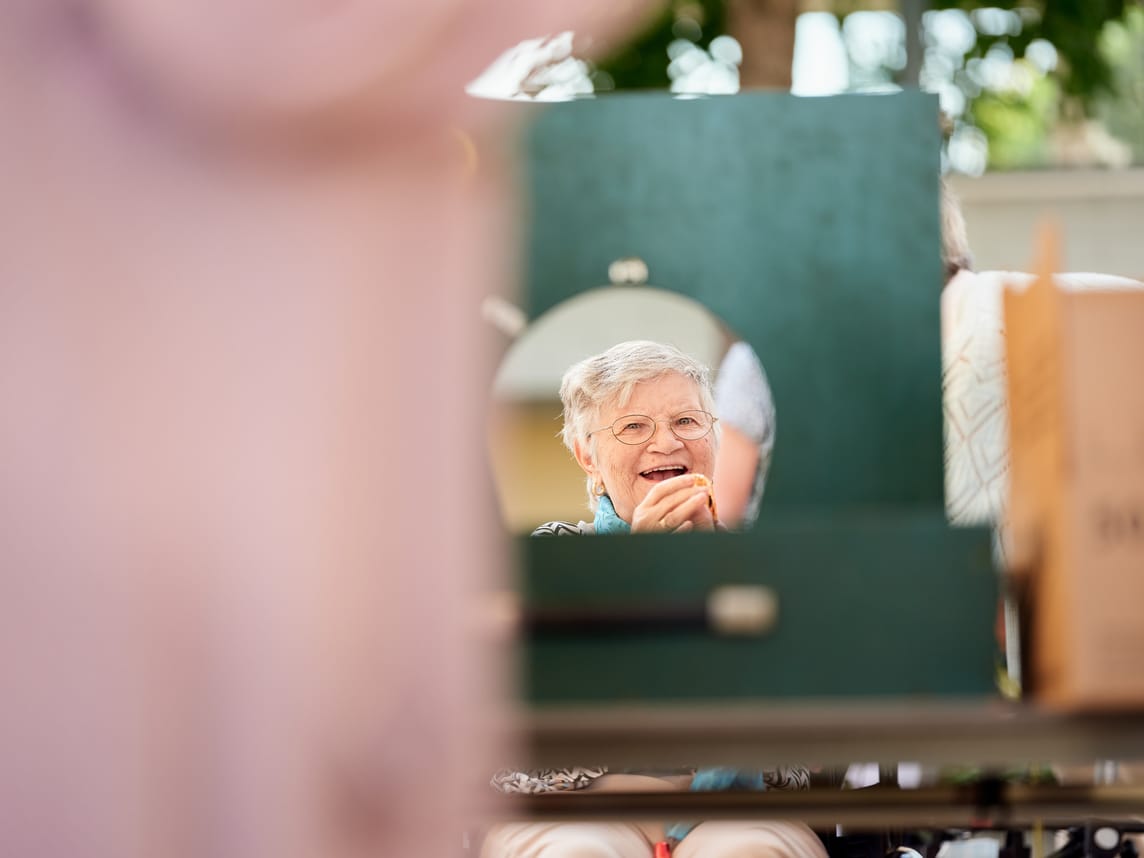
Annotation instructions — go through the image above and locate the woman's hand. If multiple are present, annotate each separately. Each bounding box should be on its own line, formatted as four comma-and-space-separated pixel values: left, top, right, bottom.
630, 474, 717, 534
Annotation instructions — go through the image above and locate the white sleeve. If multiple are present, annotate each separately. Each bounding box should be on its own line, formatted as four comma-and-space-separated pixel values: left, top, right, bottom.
714, 341, 775, 454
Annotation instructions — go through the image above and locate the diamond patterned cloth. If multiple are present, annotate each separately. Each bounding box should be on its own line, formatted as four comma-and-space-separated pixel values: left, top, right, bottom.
941, 270, 1144, 528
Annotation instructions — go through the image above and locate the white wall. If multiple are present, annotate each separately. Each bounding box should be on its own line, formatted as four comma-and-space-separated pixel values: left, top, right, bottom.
950, 168, 1144, 280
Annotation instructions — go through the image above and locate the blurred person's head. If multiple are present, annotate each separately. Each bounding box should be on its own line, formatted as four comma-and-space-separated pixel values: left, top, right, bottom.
941, 177, 974, 284
559, 340, 718, 521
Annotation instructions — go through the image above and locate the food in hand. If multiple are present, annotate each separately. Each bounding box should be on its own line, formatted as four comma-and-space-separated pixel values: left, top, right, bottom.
691, 474, 719, 523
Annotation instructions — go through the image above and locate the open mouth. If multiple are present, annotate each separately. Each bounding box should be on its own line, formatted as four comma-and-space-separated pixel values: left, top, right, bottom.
640, 465, 688, 482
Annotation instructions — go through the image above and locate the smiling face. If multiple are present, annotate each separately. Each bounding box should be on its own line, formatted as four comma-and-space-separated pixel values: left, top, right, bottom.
573, 371, 717, 524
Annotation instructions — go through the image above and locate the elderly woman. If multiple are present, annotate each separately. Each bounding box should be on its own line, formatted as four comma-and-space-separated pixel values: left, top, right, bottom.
533, 340, 723, 537
485, 341, 826, 858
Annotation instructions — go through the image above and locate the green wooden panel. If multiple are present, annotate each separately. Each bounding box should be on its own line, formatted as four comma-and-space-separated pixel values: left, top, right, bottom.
516, 92, 996, 705
522, 513, 997, 703
522, 90, 945, 508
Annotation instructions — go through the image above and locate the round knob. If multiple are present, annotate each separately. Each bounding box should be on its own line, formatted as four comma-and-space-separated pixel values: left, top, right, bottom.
608, 257, 649, 286
707, 585, 778, 636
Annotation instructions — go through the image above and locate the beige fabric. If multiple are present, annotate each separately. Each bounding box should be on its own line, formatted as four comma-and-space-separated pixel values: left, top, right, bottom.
483, 780, 823, 858
481, 820, 825, 858
482, 775, 674, 857
674, 821, 827, 858
480, 821, 657, 858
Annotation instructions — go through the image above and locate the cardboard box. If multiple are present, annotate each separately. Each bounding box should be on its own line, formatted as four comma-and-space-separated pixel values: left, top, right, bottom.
1006, 268, 1144, 710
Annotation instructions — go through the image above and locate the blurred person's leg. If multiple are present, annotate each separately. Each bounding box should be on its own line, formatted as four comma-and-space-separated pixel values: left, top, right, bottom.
481, 823, 657, 858
674, 820, 828, 858
482, 774, 677, 858
0, 3, 652, 858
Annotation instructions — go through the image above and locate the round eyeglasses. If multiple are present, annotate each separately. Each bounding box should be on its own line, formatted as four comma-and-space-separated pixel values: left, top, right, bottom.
588, 410, 717, 445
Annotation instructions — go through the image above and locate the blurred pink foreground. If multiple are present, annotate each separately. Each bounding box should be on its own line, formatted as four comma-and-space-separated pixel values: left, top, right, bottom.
0, 3, 649, 857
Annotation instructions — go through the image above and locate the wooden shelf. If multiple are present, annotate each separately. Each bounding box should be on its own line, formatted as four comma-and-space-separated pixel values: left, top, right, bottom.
494, 783, 1144, 829
510, 698, 1144, 770
485, 699, 1144, 826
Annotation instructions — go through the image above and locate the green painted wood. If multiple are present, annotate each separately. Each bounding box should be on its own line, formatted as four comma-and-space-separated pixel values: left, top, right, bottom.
517, 92, 997, 703
522, 90, 946, 508
523, 513, 997, 702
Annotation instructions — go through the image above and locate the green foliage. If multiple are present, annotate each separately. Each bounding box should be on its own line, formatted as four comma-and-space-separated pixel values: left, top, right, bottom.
967, 66, 1058, 169
931, 0, 1133, 112
595, 0, 728, 90
1095, 4, 1144, 161
941, 764, 1058, 786
930, 1, 1141, 168
590, 0, 1141, 168
596, 1, 1138, 110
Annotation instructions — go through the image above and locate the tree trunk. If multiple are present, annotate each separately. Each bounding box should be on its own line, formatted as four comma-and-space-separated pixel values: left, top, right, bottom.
727, 0, 800, 90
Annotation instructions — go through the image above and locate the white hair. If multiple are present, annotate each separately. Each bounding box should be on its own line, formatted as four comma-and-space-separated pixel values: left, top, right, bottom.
941, 177, 974, 283
558, 340, 718, 511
